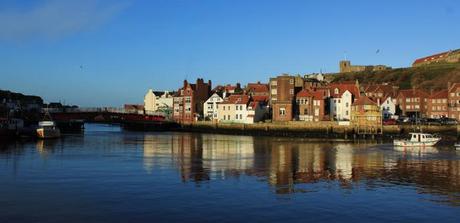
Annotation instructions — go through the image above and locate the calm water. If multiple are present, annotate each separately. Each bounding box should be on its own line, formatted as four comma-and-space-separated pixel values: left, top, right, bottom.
1, 124, 460, 223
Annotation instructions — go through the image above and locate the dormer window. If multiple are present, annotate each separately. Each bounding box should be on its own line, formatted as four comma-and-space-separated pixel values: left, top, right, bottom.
334, 88, 339, 94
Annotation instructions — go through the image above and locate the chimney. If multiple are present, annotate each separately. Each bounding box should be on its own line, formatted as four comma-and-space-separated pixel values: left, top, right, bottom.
183, 79, 188, 88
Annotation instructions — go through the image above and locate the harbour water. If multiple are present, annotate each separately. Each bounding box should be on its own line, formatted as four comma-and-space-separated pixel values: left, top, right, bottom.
1, 124, 459, 223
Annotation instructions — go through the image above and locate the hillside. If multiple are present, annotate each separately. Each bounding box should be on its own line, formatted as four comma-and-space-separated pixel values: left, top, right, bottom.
330, 63, 460, 90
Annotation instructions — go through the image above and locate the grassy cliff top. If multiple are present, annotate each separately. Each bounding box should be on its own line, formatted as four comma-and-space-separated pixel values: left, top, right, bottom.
329, 63, 460, 90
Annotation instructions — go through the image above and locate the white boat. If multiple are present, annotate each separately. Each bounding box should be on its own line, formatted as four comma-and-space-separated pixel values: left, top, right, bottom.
393, 132, 441, 147
455, 143, 460, 150
36, 121, 61, 139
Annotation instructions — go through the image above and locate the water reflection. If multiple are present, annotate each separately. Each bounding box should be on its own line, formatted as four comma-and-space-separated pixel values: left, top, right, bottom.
140, 133, 460, 205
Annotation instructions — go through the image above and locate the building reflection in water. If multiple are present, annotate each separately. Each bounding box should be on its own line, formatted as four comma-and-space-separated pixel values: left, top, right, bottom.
141, 133, 460, 205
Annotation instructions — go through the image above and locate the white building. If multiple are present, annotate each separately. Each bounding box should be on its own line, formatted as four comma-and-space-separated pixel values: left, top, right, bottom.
156, 91, 173, 110
144, 89, 173, 115
204, 93, 224, 121
144, 89, 157, 113
380, 96, 396, 119
328, 83, 360, 121
218, 95, 259, 124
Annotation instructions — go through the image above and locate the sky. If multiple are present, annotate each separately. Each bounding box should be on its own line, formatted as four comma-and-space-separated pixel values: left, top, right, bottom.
0, 0, 459, 107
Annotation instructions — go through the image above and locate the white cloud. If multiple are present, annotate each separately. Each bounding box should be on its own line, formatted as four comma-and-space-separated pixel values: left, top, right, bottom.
0, 0, 129, 41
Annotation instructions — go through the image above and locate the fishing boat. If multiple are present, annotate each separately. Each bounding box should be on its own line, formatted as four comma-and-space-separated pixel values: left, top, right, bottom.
36, 121, 61, 139
393, 132, 441, 147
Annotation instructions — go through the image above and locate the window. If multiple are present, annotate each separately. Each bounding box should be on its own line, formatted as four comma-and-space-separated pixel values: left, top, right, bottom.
240, 105, 243, 110
290, 89, 294, 95
236, 114, 238, 119
228, 115, 230, 120
240, 114, 242, 119
345, 102, 349, 107
334, 88, 339, 94
279, 108, 286, 116
236, 106, 238, 110
290, 79, 294, 84
223, 106, 226, 111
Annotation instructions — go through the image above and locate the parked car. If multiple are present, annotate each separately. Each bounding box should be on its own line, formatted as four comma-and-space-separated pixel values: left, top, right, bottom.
397, 117, 410, 124
439, 117, 458, 125
383, 119, 397, 125
420, 118, 442, 126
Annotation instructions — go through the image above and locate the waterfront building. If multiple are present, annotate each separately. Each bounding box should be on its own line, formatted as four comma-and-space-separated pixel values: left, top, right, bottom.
380, 96, 397, 119
350, 96, 382, 134
295, 89, 327, 122
173, 79, 212, 123
203, 93, 224, 121
328, 82, 361, 121
270, 75, 296, 121
448, 82, 460, 120
396, 89, 429, 118
144, 89, 157, 114
217, 95, 262, 124
144, 90, 174, 115
427, 90, 448, 119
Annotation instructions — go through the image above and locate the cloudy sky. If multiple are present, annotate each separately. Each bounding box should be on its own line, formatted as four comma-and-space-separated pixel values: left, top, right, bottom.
1, 0, 459, 106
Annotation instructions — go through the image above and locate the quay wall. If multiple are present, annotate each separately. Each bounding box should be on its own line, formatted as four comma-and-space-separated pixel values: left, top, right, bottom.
176, 121, 459, 140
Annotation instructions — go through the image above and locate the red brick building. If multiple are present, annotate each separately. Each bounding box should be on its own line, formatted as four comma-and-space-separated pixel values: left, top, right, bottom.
397, 89, 429, 117
173, 79, 212, 123
270, 75, 295, 121
427, 90, 448, 118
448, 83, 460, 120
295, 89, 327, 121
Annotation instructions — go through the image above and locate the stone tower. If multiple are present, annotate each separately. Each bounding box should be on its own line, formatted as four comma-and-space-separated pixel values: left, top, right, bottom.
339, 60, 351, 73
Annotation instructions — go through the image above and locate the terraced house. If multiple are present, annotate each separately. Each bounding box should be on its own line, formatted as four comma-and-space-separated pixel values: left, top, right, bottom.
173, 79, 212, 123
427, 90, 448, 118
448, 83, 460, 120
397, 89, 429, 118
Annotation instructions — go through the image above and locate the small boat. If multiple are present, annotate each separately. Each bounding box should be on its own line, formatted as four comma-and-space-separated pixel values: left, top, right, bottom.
36, 121, 61, 139
455, 143, 460, 150
393, 132, 441, 147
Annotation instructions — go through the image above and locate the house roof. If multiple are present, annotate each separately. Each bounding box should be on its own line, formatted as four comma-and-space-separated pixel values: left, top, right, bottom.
352, 96, 377, 106
398, 89, 429, 98
251, 95, 268, 102
247, 83, 269, 93
296, 89, 326, 100
220, 95, 250, 105
429, 89, 448, 99
413, 50, 456, 65
448, 83, 460, 92
328, 83, 360, 98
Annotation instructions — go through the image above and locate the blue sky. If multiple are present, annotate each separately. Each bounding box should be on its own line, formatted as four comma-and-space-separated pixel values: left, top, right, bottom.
1, 0, 459, 107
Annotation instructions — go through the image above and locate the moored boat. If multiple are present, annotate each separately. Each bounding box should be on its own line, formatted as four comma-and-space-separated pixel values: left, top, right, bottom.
36, 121, 61, 139
393, 132, 441, 147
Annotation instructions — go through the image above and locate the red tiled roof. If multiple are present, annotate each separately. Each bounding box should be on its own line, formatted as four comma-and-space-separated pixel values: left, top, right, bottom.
398, 89, 429, 98
352, 96, 377, 106
296, 89, 314, 98
429, 89, 448, 99
413, 50, 453, 65
220, 95, 250, 104
328, 83, 360, 98
251, 95, 268, 102
247, 83, 269, 93
449, 83, 460, 92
